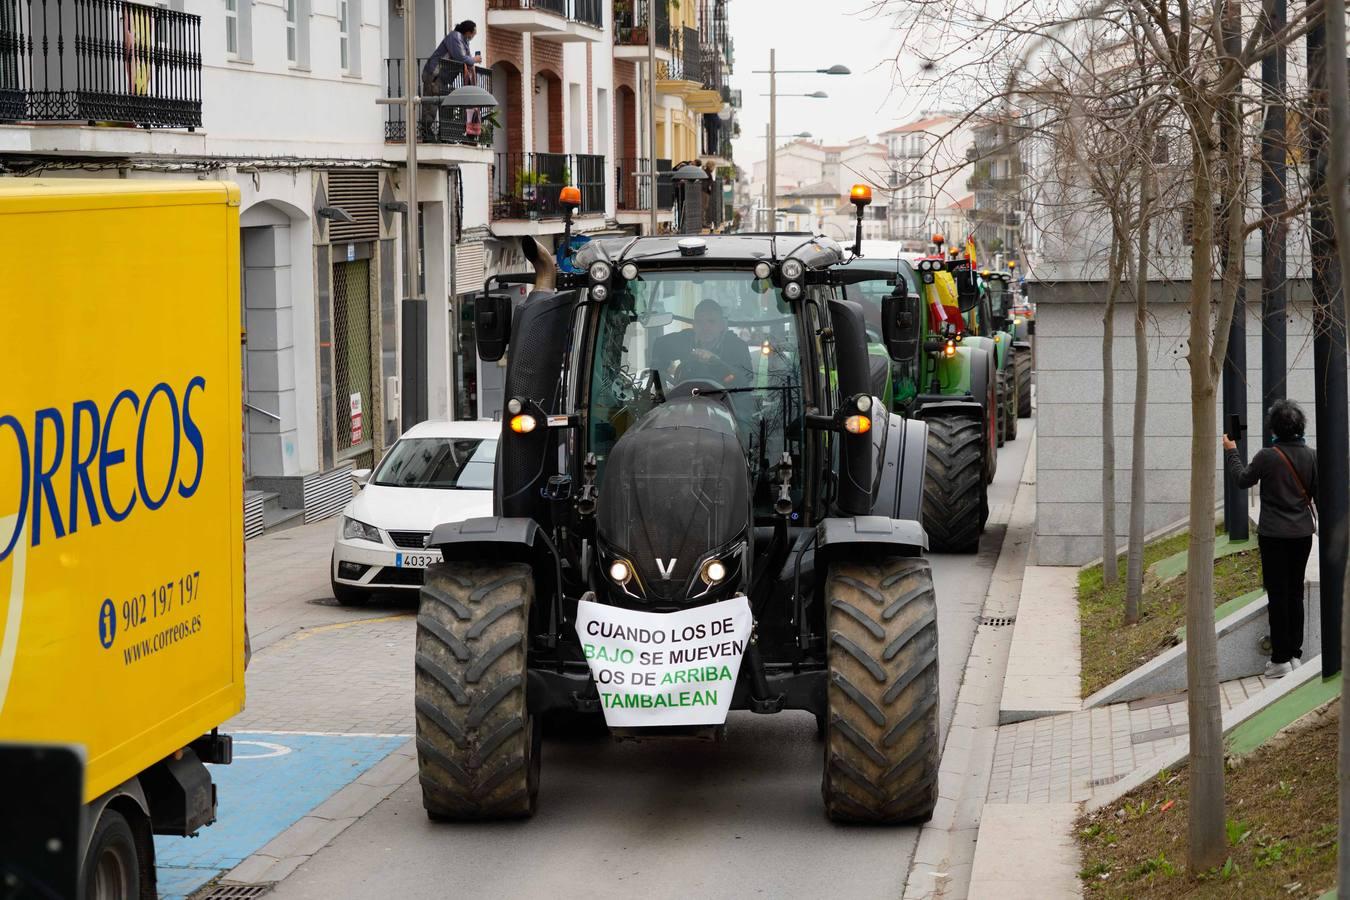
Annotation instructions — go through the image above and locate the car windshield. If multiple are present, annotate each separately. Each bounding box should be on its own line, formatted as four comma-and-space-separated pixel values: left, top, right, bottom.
372, 437, 496, 489
587, 270, 807, 515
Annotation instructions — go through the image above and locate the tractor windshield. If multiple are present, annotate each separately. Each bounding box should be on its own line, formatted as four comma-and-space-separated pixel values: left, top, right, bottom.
586, 270, 808, 517
985, 277, 1009, 318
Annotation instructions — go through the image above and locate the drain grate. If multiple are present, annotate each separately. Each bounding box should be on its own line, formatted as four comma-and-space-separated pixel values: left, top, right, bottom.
1087, 773, 1126, 788
979, 615, 1016, 627
195, 884, 275, 900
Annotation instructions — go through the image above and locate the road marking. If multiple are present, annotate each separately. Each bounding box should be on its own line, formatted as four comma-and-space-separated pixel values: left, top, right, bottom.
232, 740, 295, 759
0, 515, 26, 718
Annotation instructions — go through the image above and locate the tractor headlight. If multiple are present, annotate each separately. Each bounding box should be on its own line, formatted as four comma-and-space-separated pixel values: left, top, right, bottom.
700, 559, 727, 585
590, 283, 610, 302
588, 261, 613, 283
783, 281, 804, 300
507, 397, 523, 415
509, 414, 538, 433
754, 262, 771, 279
620, 262, 639, 281
855, 395, 872, 413
780, 258, 804, 281
342, 517, 382, 543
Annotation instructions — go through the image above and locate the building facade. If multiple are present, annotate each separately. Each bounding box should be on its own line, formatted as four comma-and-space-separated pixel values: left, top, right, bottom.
1, 0, 737, 528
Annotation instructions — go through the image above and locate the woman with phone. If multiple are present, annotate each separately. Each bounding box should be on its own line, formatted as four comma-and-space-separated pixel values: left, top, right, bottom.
1222, 399, 1318, 677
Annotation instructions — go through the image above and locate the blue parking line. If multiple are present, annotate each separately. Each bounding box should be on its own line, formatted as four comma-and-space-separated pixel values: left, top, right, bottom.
154, 732, 407, 899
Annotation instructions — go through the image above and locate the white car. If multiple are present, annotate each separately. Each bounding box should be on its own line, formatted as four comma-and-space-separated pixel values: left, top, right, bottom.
331, 420, 497, 605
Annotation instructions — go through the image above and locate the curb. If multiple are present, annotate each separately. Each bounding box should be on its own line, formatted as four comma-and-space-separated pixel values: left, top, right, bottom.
902, 434, 1038, 900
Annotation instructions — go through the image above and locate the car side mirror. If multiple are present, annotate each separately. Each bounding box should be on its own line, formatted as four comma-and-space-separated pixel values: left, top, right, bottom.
475, 291, 513, 362
882, 291, 920, 362
350, 468, 372, 488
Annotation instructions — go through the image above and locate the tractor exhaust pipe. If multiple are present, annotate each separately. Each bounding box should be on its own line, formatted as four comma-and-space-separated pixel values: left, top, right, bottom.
519, 236, 556, 292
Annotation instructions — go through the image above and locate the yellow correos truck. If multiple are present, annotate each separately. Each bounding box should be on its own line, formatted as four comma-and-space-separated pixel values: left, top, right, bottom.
0, 179, 246, 898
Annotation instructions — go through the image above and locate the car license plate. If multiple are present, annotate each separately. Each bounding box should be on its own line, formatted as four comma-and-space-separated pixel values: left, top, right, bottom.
396, 552, 441, 568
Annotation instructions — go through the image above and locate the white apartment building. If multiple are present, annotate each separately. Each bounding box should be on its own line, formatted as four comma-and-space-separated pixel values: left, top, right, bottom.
1, 0, 737, 529
881, 112, 975, 246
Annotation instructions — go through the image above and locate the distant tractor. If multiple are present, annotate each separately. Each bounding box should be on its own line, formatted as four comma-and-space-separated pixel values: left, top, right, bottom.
834, 251, 997, 553
414, 212, 941, 824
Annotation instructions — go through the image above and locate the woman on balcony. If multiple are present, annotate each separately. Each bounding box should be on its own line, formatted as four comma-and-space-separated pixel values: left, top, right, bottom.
420, 21, 481, 135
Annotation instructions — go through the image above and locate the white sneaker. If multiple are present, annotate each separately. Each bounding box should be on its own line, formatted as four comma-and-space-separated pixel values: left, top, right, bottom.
1264, 661, 1294, 678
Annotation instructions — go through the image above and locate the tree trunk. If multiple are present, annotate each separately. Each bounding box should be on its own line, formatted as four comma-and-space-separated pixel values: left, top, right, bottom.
1125, 165, 1152, 625
1184, 121, 1227, 875
1102, 240, 1123, 584
1321, 0, 1350, 889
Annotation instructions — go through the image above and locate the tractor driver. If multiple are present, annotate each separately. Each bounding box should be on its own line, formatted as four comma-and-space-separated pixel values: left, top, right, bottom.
654, 298, 754, 389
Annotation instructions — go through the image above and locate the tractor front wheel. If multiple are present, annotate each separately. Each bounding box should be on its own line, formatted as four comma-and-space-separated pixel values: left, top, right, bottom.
922, 414, 983, 553
1015, 348, 1033, 418
822, 557, 940, 824
415, 561, 541, 820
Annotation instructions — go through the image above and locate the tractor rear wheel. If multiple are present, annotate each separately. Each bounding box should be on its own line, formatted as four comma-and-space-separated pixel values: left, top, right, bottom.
1015, 348, 1033, 418
922, 414, 983, 553
415, 561, 541, 820
822, 557, 940, 824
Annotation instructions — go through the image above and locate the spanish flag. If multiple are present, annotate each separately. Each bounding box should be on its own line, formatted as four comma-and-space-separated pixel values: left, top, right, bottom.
966, 233, 977, 265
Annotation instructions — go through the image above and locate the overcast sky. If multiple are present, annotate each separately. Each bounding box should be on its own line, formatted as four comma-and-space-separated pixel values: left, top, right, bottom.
727, 2, 931, 165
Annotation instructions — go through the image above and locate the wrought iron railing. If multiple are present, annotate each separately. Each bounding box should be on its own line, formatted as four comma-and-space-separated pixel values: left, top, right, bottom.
614, 0, 670, 49
491, 151, 570, 220
0, 0, 201, 128
383, 59, 493, 147
615, 157, 675, 211
571, 0, 602, 27
573, 152, 605, 214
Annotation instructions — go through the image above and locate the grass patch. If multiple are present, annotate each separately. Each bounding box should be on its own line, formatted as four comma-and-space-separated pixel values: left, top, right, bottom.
1079, 530, 1262, 697
1077, 702, 1339, 898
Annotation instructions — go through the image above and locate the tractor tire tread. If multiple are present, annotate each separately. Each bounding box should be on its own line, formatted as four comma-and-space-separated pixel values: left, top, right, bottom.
415, 561, 540, 821
922, 415, 983, 553
823, 558, 940, 824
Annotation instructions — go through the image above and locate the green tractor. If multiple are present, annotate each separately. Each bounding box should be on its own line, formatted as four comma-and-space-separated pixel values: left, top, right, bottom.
947, 258, 1024, 445
414, 228, 941, 825
833, 253, 997, 553
982, 269, 1034, 419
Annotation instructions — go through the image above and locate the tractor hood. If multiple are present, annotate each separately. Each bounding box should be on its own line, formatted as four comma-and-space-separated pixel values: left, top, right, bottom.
596, 395, 751, 606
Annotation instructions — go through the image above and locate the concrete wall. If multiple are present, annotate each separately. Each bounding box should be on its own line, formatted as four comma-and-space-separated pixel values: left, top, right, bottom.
1033, 282, 1323, 565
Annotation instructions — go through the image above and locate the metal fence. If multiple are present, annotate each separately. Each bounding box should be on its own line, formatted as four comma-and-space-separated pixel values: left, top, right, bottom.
384, 59, 493, 146
615, 156, 673, 211
614, 0, 670, 48
491, 151, 569, 220
0, 0, 201, 127
573, 153, 605, 214
571, 0, 602, 27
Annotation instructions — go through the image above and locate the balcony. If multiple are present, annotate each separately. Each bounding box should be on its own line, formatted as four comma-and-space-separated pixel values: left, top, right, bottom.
0, 0, 202, 130
491, 151, 609, 222
615, 156, 674, 214
614, 0, 672, 61
383, 60, 493, 155
486, 0, 603, 42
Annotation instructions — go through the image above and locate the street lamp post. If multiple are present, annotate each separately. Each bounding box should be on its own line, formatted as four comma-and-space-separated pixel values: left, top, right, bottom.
753, 56, 849, 233
375, 11, 497, 429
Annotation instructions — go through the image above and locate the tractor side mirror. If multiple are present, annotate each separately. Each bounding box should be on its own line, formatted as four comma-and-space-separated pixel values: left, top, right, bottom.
953, 269, 980, 312
881, 290, 920, 362
475, 291, 513, 362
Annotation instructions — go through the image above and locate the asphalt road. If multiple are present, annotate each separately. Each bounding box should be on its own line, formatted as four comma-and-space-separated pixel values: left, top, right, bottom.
268, 428, 1035, 900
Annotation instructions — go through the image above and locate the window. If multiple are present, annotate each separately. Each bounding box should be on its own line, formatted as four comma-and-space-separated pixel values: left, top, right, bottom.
285, 0, 297, 63
225, 0, 238, 55
338, 0, 349, 70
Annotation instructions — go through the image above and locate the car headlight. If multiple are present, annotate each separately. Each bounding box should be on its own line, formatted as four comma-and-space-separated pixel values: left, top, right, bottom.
342, 516, 382, 543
